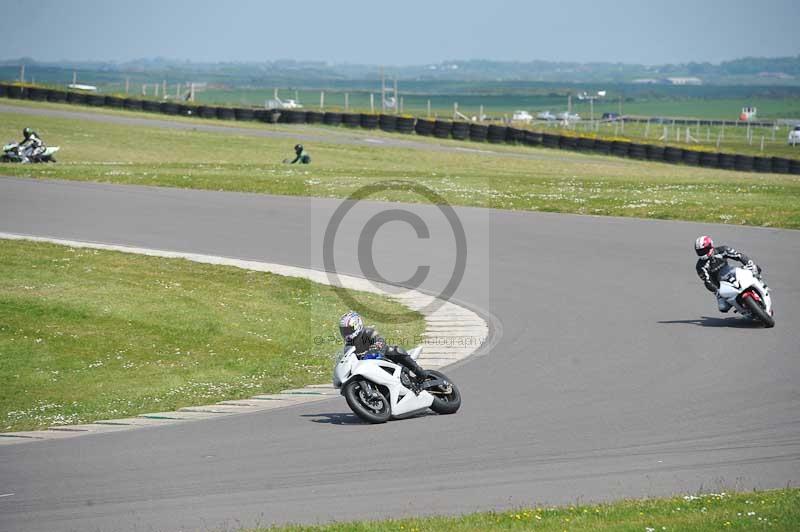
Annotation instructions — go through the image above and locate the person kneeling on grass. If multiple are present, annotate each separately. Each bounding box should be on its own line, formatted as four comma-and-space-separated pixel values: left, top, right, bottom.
285, 143, 311, 164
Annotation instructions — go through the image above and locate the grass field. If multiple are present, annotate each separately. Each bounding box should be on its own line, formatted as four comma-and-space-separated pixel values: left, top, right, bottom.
0, 239, 425, 431
255, 488, 800, 531
2, 102, 800, 229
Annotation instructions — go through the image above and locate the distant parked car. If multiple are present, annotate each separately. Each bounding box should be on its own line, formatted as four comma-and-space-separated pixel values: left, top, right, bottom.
557, 111, 581, 122
512, 110, 534, 123
601, 112, 620, 121
789, 126, 800, 145
537, 111, 556, 121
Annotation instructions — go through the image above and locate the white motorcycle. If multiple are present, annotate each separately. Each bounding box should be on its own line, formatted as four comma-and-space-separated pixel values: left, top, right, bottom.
333, 346, 461, 423
1, 142, 60, 163
718, 263, 774, 328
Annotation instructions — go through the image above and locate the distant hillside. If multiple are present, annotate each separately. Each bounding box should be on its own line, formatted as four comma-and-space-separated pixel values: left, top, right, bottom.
1, 55, 799, 86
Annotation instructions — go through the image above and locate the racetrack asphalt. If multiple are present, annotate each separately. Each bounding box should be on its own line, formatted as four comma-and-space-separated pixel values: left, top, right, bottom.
0, 175, 798, 532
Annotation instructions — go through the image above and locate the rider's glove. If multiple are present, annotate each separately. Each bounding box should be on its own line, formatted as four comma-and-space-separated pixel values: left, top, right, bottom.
745, 261, 758, 274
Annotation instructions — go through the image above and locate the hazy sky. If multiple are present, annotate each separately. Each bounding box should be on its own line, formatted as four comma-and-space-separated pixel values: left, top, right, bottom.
1, 0, 798, 65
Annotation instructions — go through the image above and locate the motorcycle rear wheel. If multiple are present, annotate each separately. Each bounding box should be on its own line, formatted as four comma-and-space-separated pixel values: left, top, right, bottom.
343, 379, 391, 423
743, 294, 775, 328
425, 370, 461, 415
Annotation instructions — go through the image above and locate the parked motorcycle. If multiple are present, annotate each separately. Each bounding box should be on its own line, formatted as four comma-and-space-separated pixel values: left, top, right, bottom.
718, 263, 774, 327
333, 346, 461, 423
1, 142, 60, 163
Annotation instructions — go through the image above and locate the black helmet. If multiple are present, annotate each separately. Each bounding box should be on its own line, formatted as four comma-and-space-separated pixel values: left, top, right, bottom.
23, 127, 33, 138
294, 144, 303, 152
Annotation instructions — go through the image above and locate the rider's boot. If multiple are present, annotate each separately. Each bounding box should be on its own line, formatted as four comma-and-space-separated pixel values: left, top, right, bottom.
716, 293, 732, 313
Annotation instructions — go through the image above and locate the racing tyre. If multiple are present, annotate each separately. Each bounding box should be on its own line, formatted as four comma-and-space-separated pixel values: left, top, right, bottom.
425, 370, 461, 415
742, 294, 775, 328
343, 379, 391, 423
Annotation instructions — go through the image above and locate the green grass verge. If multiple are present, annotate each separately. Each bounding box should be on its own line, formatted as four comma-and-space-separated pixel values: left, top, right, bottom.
2, 102, 800, 229
253, 488, 800, 531
0, 239, 425, 431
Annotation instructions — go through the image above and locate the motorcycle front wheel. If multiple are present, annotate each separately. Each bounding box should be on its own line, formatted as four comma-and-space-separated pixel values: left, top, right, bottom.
425, 370, 461, 415
343, 379, 391, 423
742, 294, 775, 328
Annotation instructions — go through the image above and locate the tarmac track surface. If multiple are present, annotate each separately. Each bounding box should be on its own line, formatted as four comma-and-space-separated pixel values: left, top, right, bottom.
0, 176, 798, 532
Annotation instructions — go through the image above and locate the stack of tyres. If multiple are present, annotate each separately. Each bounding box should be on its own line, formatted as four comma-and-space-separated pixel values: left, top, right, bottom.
576, 137, 595, 151
559, 136, 578, 150
306, 111, 324, 124
469, 123, 488, 142
360, 113, 379, 129
177, 104, 195, 116
379, 114, 397, 132
718, 153, 736, 170
342, 113, 361, 127
629, 143, 648, 159
47, 90, 68, 103
123, 98, 144, 111
197, 105, 216, 118
487, 125, 507, 143
142, 99, 161, 113
234, 108, 255, 121
645, 145, 666, 161
26, 87, 49, 101
505, 127, 525, 145
664, 146, 683, 163
789, 159, 800, 175
770, 157, 791, 174
74, 92, 94, 105
593, 139, 612, 155
5, 85, 23, 99
396, 116, 415, 134
282, 109, 306, 124
734, 154, 755, 172
682, 149, 701, 166
699, 152, 720, 168
433, 120, 452, 139
541, 133, 560, 149
217, 107, 236, 120
87, 94, 106, 106
524, 130, 543, 146
451, 121, 470, 140
159, 102, 179, 115
324, 112, 343, 126
611, 141, 631, 158
0, 83, 8, 97
415, 118, 435, 136
105, 96, 125, 108
753, 156, 773, 173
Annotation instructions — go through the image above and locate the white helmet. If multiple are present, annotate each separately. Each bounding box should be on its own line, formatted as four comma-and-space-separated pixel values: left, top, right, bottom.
339, 311, 364, 342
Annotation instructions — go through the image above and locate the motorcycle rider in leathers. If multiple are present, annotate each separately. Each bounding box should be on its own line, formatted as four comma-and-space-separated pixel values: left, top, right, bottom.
18, 128, 46, 163
338, 311, 429, 381
694, 235, 766, 313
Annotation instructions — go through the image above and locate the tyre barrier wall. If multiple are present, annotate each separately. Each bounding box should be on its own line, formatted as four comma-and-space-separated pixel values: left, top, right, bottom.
415, 118, 434, 136
451, 121, 470, 140
234, 107, 255, 121
323, 112, 343, 126
487, 125, 507, 143
396, 116, 415, 134
305, 111, 323, 124
342, 112, 361, 127
360, 113, 379, 129
433, 120, 453, 139
378, 114, 397, 132
2, 82, 797, 175
469, 123, 488, 142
